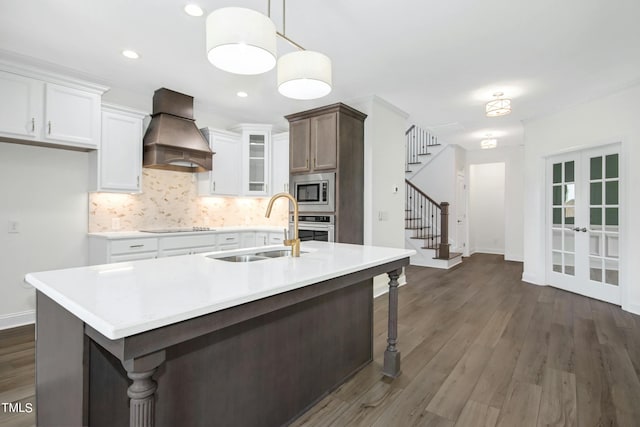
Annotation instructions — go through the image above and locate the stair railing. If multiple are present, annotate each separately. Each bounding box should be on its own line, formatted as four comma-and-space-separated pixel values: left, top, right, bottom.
405, 180, 450, 259
405, 125, 440, 173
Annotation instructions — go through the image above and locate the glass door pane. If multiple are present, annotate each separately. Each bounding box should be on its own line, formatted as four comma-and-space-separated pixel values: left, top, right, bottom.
589, 153, 619, 286
550, 160, 576, 276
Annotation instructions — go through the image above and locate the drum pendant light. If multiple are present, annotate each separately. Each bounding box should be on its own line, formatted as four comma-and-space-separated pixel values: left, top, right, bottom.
206, 7, 277, 75
277, 51, 332, 100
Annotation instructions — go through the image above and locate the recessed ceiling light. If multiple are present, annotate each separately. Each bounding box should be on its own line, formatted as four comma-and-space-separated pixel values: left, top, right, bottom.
122, 50, 140, 59
237, 91, 248, 98
184, 4, 204, 17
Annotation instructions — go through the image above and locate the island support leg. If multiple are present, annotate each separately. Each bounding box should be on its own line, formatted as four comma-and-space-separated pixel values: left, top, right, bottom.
122, 351, 166, 427
382, 269, 401, 378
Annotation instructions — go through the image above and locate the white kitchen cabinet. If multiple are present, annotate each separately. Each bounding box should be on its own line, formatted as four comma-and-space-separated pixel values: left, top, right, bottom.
43, 83, 101, 149
241, 231, 257, 248
231, 124, 272, 196
271, 132, 290, 195
0, 70, 42, 141
198, 128, 241, 196
255, 232, 269, 246
269, 231, 286, 245
217, 232, 240, 250
89, 236, 159, 265
159, 234, 218, 257
89, 104, 146, 193
0, 64, 106, 150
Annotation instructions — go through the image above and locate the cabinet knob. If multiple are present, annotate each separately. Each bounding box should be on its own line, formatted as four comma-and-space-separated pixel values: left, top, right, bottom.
31, 117, 35, 133
306, 159, 309, 169
47, 121, 51, 135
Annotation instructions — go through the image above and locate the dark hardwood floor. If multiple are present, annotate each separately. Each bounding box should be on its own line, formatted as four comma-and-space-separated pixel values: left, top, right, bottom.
2, 253, 639, 426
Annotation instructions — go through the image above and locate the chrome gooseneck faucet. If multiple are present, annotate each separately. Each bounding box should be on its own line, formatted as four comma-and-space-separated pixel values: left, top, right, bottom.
265, 192, 300, 257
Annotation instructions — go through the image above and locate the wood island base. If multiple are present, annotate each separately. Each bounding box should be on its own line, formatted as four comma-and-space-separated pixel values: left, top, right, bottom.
36, 258, 407, 427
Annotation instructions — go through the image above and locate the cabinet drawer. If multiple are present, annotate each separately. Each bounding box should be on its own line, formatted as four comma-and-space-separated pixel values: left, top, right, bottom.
217, 233, 239, 244
161, 234, 217, 250
111, 238, 158, 255
269, 233, 285, 245
111, 252, 157, 262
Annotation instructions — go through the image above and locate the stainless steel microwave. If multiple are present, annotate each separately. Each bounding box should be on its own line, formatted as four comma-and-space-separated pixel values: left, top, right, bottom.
290, 173, 335, 212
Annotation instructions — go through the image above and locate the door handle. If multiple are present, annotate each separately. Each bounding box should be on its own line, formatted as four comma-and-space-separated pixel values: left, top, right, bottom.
580, 227, 587, 232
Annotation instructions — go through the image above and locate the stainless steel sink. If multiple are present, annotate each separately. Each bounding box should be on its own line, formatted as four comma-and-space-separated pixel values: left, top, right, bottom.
208, 249, 308, 262
253, 250, 308, 258
211, 254, 269, 262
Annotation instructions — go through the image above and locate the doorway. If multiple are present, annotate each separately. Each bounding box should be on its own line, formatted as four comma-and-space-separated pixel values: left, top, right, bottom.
469, 163, 505, 255
546, 144, 621, 304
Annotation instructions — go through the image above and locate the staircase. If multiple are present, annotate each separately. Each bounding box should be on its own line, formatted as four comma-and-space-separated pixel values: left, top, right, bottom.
405, 125, 443, 178
404, 125, 462, 269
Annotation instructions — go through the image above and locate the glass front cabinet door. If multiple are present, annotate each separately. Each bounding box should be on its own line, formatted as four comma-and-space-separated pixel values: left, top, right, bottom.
233, 124, 272, 196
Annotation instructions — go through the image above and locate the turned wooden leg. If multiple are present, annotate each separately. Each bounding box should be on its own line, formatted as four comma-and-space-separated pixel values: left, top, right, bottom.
122, 351, 165, 427
383, 269, 401, 378
127, 370, 157, 427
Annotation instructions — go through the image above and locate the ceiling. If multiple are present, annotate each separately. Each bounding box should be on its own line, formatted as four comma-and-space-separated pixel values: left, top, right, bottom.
1, 0, 639, 150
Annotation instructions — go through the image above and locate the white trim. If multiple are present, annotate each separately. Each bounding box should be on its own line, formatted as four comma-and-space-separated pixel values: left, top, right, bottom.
0, 50, 109, 94
473, 248, 505, 255
0, 310, 35, 330
505, 255, 524, 262
622, 303, 640, 316
522, 272, 545, 286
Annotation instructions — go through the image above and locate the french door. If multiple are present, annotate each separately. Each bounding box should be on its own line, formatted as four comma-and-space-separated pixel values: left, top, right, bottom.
547, 144, 621, 304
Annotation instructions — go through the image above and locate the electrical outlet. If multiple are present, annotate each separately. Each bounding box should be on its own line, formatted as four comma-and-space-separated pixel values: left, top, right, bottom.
111, 218, 121, 230
378, 211, 389, 221
8, 220, 20, 233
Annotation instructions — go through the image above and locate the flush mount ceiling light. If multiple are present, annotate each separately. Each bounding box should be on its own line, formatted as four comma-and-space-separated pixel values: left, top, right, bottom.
485, 92, 512, 117
236, 91, 248, 98
206, 7, 277, 75
481, 135, 498, 149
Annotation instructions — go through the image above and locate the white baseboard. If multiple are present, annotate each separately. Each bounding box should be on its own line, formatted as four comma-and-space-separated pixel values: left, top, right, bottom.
622, 303, 640, 316
521, 272, 545, 286
0, 310, 35, 330
473, 248, 505, 255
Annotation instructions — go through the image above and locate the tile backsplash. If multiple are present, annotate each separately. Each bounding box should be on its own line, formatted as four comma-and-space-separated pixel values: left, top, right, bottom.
89, 169, 288, 232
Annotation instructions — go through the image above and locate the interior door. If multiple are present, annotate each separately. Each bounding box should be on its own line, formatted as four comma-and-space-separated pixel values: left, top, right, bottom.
547, 144, 621, 304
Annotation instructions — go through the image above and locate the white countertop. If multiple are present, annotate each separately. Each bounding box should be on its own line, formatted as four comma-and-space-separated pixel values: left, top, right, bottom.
89, 226, 287, 239
26, 242, 415, 340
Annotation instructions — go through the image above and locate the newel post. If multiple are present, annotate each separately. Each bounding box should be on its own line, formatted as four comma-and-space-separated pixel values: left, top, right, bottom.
439, 202, 450, 260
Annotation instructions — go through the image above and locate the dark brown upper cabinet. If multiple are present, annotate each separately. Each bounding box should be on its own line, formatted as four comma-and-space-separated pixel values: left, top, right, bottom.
287, 103, 365, 175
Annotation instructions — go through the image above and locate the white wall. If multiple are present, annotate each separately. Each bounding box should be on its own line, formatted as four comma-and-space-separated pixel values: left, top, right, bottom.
467, 146, 524, 261
350, 95, 408, 295
523, 84, 640, 315
0, 142, 89, 328
469, 163, 505, 255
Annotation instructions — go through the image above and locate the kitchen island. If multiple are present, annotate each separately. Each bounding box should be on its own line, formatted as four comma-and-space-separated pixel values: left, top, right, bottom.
26, 241, 414, 427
